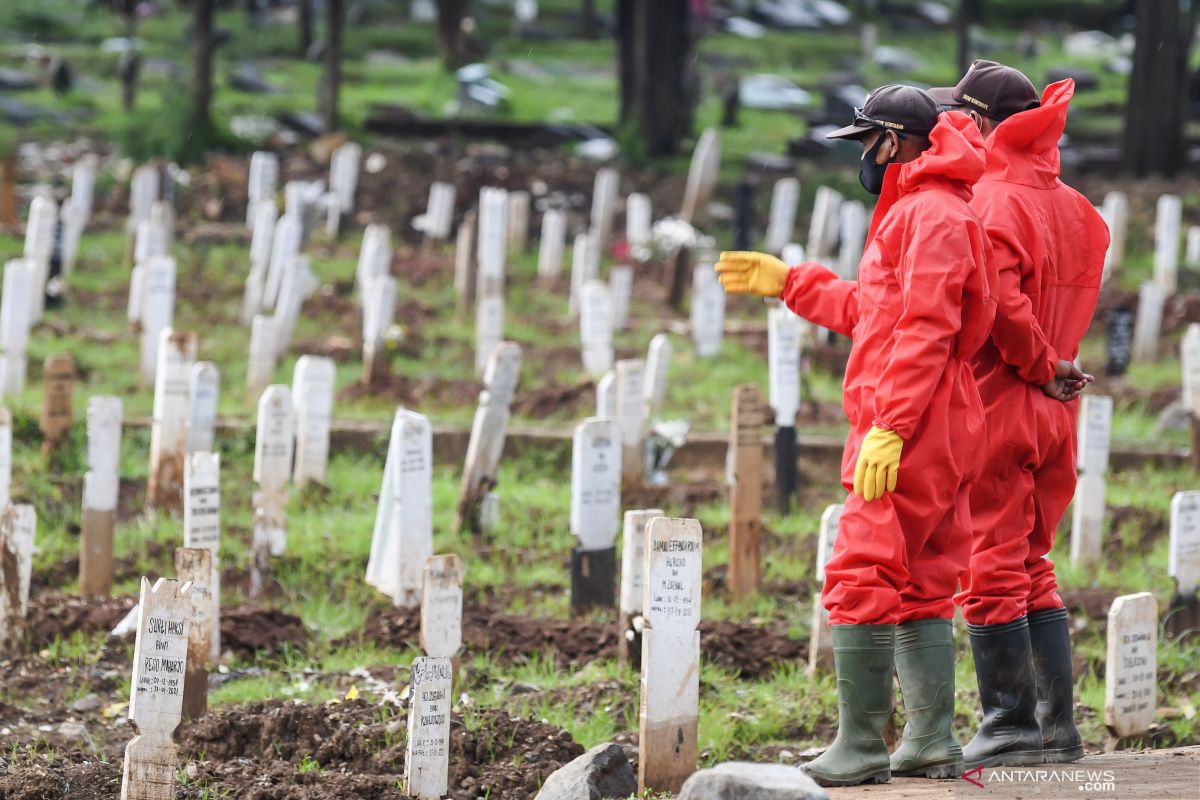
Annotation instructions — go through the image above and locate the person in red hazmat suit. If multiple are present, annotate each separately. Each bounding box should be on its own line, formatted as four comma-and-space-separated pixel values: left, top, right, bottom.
928, 62, 1108, 769
715, 85, 999, 787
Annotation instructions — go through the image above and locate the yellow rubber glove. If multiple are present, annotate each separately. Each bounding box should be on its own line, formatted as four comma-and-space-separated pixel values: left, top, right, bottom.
853, 426, 904, 502
714, 251, 789, 298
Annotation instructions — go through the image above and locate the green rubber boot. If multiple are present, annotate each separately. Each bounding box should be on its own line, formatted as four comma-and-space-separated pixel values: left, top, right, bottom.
802, 624, 895, 787
889, 619, 964, 778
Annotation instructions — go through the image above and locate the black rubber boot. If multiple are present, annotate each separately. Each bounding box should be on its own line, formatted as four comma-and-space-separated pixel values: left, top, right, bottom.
889, 619, 964, 778
801, 624, 895, 787
963, 616, 1044, 769
1028, 608, 1084, 763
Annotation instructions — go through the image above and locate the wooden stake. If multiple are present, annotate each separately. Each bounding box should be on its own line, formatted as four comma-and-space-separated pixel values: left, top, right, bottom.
728, 385, 764, 598
40, 353, 75, 453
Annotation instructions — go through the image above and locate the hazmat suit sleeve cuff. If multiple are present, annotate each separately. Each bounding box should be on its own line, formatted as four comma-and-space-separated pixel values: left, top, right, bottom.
1020, 347, 1059, 386
780, 263, 859, 337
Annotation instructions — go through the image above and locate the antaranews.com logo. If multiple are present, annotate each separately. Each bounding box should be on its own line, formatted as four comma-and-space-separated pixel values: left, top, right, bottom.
954, 752, 1199, 800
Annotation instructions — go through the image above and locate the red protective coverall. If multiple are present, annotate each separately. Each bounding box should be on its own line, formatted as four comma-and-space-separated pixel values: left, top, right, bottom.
957, 80, 1109, 626
782, 113, 996, 625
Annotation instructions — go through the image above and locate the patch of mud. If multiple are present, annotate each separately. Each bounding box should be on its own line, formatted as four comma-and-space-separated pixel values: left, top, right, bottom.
220, 605, 308, 657
356, 604, 805, 679
0, 757, 120, 800
338, 373, 480, 408
511, 380, 593, 419
394, 248, 453, 287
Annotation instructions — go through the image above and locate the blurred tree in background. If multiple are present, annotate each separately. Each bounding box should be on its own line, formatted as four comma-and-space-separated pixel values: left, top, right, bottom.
1122, 0, 1197, 176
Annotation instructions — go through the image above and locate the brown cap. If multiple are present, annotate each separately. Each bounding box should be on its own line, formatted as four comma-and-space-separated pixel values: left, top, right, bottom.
826, 84, 941, 140
929, 60, 1039, 121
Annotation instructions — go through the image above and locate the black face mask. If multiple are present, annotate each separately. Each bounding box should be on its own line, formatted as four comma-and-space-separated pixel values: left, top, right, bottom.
859, 132, 894, 195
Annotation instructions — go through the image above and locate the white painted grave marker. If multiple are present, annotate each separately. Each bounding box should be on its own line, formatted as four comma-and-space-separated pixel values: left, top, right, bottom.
474, 293, 505, 379
626, 193, 652, 257
609, 264, 634, 329
507, 190, 530, 253
1154, 193, 1182, 295
580, 280, 614, 378
1182, 325, 1200, 414
591, 168, 620, 247
404, 657, 453, 799
362, 275, 398, 382
253, 386, 294, 563
1070, 472, 1106, 567
680, 129, 720, 223
421, 554, 463, 658
571, 418, 622, 551
1104, 592, 1157, 740
837, 200, 867, 279
596, 371, 615, 418
456, 343, 521, 533
477, 187, 508, 297
764, 177, 800, 255
246, 151, 279, 228
246, 315, 277, 401
0, 505, 35, 651
0, 259, 34, 395
1169, 491, 1200, 597
690, 262, 725, 358
148, 329, 196, 510
807, 186, 843, 261
1102, 191, 1128, 279
1132, 281, 1164, 362
292, 356, 335, 485
768, 306, 803, 427
1077, 394, 1113, 476
139, 256, 177, 387
642, 334, 672, 419
639, 517, 701, 794
186, 363, 219, 455
174, 547, 213, 719
421, 182, 456, 241
356, 224, 392, 293
614, 359, 646, 483
183, 452, 221, 663
537, 208, 566, 282
81, 397, 122, 596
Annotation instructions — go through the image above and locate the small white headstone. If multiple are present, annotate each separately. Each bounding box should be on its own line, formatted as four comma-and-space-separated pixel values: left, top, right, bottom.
404, 657, 453, 799
1154, 193, 1182, 295
807, 186, 843, 261
1070, 472, 1106, 567
421, 554, 463, 658
1103, 592, 1157, 739
1102, 191, 1128, 279
422, 182, 456, 240
366, 409, 434, 608
690, 262, 725, 358
639, 516, 701, 793
1186, 227, 1200, 271
475, 293, 505, 378
139, 256, 177, 386
247, 151, 280, 228
1077, 394, 1113, 476
591, 168, 620, 246
186, 362, 220, 455
84, 397, 123, 513
263, 213, 302, 311
148, 329, 196, 509
816, 504, 843, 583
1132, 281, 1164, 362
596, 371, 615, 418
1182, 325, 1200, 414
537, 208, 567, 281
356, 224, 393, 293
0, 408, 10, 509
619, 508, 664, 616
247, 315, 277, 400
642, 334, 672, 419
680, 129, 720, 222
609, 265, 634, 329
571, 418, 622, 551
0, 259, 35, 395
764, 178, 800, 255
329, 142, 362, 215
291, 356, 335, 486
837, 200, 867, 279
253, 386, 294, 557
580, 280, 614, 378
477, 187, 509, 296
184, 452, 220, 663
768, 306, 803, 427
569, 232, 600, 313
626, 193, 652, 256
1169, 491, 1200, 596
507, 190, 531, 253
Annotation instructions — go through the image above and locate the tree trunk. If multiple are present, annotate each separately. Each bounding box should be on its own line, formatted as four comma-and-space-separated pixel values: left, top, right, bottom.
436, 0, 470, 70
321, 0, 344, 133
956, 0, 981, 74
120, 15, 138, 112
1122, 0, 1197, 176
191, 0, 216, 137
298, 0, 314, 57
617, 0, 693, 158
581, 0, 596, 38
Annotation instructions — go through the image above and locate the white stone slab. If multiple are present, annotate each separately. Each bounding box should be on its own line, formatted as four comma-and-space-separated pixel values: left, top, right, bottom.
806, 186, 843, 261
247, 151, 279, 228
477, 187, 508, 295
1182, 325, 1200, 414
609, 264, 634, 329
590, 168, 620, 247
253, 385, 293, 556
475, 293, 505, 378
507, 190, 530, 253
690, 262, 725, 358
837, 200, 867, 279
139, 256, 177, 387
0, 259, 34, 395
626, 193, 652, 255
1104, 592, 1157, 739
680, 129, 720, 222
642, 334, 672, 418
1131, 281, 1164, 362
1154, 194, 1182, 295
816, 503, 843, 583
292, 356, 335, 486
1070, 472, 1106, 567
768, 306, 803, 427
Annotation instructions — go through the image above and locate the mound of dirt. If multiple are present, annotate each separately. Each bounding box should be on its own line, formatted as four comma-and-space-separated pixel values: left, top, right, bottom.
177, 700, 582, 800
0, 758, 120, 800
24, 594, 136, 648
356, 604, 805, 679
220, 605, 309, 656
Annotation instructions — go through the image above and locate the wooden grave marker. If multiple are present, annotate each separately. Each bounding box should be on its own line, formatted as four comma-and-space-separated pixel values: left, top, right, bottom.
147, 330, 197, 510
121, 577, 190, 800
728, 385, 765, 598
618, 508, 663, 668
81, 397, 123, 596
764, 177, 800, 255
0, 504, 35, 652
507, 190, 530, 253
404, 657, 453, 799
292, 356, 335, 486
580, 280, 614, 378
366, 409, 433, 608
456, 343, 521, 534
1168, 491, 1200, 636
570, 417, 622, 613
40, 353, 74, 451
453, 211, 477, 316
174, 548, 213, 720
639, 517, 702, 794
183, 452, 221, 663
1104, 591, 1157, 749
0, 258, 35, 395
537, 208, 566, 282
614, 360, 646, 485
185, 362, 219, 456
809, 503, 842, 675
421, 554, 463, 660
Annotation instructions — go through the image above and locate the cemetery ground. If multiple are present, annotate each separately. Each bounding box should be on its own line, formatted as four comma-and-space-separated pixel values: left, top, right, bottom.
1, 171, 1200, 797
